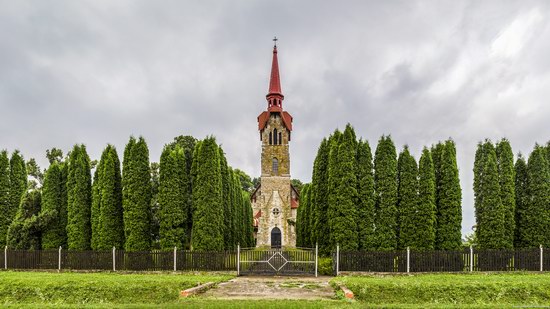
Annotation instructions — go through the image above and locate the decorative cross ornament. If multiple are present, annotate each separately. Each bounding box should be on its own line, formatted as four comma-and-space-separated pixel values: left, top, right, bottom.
273, 36, 278, 47
272, 208, 280, 216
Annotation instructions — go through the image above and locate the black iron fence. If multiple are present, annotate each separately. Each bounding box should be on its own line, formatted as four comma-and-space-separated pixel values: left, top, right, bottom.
334, 246, 548, 274
1, 248, 236, 272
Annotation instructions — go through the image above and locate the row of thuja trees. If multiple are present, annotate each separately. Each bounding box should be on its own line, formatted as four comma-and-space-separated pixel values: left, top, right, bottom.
296, 124, 462, 255
0, 135, 255, 251
474, 139, 550, 249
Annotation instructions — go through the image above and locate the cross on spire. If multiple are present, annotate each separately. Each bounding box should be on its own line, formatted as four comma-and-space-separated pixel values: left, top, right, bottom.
273, 36, 278, 47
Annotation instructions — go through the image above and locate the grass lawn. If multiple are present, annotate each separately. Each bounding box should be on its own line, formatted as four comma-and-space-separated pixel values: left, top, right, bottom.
0, 271, 232, 307
332, 272, 550, 308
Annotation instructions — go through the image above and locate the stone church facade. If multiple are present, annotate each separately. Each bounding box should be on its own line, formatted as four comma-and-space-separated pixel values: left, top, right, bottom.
250, 43, 299, 248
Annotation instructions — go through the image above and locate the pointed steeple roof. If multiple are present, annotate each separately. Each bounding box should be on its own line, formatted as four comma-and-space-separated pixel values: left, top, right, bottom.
268, 44, 282, 96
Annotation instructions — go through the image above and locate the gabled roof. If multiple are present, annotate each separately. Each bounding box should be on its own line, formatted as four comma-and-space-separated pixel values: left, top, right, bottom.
257, 110, 293, 132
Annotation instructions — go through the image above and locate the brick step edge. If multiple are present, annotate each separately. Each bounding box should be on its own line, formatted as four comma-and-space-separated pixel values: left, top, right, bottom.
180, 282, 216, 297
340, 285, 354, 299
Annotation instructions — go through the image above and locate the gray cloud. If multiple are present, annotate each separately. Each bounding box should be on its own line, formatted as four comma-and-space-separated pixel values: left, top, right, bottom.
1, 0, 550, 236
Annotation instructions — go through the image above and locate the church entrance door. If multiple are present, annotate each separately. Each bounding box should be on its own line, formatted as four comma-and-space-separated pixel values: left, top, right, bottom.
271, 227, 281, 249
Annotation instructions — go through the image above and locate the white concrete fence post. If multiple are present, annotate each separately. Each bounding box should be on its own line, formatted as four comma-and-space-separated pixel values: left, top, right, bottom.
112, 247, 116, 271
406, 247, 410, 273
4, 246, 7, 270
470, 245, 474, 272
173, 246, 177, 272
58, 246, 62, 271
540, 244, 544, 272
336, 244, 340, 276
237, 244, 240, 276
315, 243, 318, 278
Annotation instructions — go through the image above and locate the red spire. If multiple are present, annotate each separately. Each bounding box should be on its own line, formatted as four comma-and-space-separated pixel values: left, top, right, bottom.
268, 45, 282, 95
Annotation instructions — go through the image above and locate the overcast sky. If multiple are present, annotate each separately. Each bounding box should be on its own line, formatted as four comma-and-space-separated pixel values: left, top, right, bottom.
1, 1, 550, 236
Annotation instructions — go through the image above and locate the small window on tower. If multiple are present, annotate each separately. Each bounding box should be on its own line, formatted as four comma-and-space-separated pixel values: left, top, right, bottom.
272, 158, 279, 175
269, 132, 272, 145
278, 132, 282, 145
273, 128, 278, 145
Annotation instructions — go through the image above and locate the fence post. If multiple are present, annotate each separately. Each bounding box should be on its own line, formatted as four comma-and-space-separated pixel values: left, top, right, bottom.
336, 244, 340, 276
315, 243, 318, 278
406, 247, 410, 273
540, 244, 544, 272
112, 247, 116, 271
469, 245, 474, 272
4, 246, 6, 270
58, 246, 62, 272
237, 244, 240, 276
172, 246, 177, 272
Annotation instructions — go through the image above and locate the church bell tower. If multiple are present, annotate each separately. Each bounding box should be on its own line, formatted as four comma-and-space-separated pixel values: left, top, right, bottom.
251, 39, 299, 248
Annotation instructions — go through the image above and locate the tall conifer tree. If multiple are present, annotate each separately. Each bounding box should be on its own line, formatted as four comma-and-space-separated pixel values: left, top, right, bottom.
514, 154, 528, 248
312, 138, 331, 254
191, 137, 224, 251
495, 139, 515, 248
374, 135, 398, 250
326, 131, 342, 249
96, 146, 124, 250
41, 162, 68, 249
328, 125, 358, 251
417, 147, 436, 249
158, 145, 188, 250
6, 151, 27, 246
219, 148, 233, 249
66, 145, 92, 250
299, 184, 310, 247
396, 146, 419, 249
476, 142, 506, 249
356, 140, 375, 250
435, 140, 462, 250
0, 151, 11, 248
522, 145, 550, 247
122, 137, 152, 251
6, 190, 42, 249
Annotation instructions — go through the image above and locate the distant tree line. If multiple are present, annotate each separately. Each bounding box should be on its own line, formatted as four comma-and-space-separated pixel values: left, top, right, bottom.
0, 135, 254, 251
297, 124, 462, 255
474, 139, 550, 249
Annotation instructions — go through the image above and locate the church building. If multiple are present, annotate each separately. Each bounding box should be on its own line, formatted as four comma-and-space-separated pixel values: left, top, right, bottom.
251, 41, 299, 248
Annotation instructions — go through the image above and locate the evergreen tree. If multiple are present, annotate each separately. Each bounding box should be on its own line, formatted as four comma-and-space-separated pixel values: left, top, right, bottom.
122, 137, 152, 251
312, 138, 331, 254
396, 146, 419, 249
326, 131, 342, 250
243, 191, 255, 247
374, 135, 398, 250
356, 140, 376, 250
66, 145, 92, 250
41, 162, 68, 249
296, 185, 305, 247
476, 142, 506, 249
5, 151, 27, 246
299, 184, 311, 247
158, 144, 188, 250
6, 190, 42, 249
473, 142, 484, 231
328, 124, 358, 251
219, 148, 233, 249
232, 172, 244, 246
417, 147, 436, 250
96, 146, 124, 250
495, 139, 515, 248
191, 137, 224, 251
435, 140, 462, 250
91, 155, 104, 250
171, 135, 196, 244
514, 154, 528, 248
522, 145, 550, 247
0, 151, 11, 248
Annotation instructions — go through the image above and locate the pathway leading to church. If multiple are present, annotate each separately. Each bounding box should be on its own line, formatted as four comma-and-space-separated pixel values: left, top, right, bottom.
201, 276, 335, 300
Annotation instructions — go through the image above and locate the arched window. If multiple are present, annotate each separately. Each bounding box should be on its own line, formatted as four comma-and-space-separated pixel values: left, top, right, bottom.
273, 128, 278, 145
278, 132, 282, 145
269, 131, 272, 145
272, 157, 279, 175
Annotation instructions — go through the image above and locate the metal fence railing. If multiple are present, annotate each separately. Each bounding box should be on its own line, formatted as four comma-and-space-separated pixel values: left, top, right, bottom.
1, 246, 237, 272
334, 245, 548, 274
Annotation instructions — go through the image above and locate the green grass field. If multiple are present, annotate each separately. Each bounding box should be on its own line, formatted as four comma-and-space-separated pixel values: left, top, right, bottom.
333, 272, 550, 307
1, 271, 550, 308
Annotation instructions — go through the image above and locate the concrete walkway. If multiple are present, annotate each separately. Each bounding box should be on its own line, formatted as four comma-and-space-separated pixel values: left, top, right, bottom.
201, 276, 336, 300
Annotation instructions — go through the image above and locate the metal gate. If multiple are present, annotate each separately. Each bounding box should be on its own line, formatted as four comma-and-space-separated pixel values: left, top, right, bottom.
238, 245, 318, 276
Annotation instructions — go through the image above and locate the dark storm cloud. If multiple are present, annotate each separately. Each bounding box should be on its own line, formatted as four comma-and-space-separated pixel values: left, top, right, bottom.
1, 0, 550, 236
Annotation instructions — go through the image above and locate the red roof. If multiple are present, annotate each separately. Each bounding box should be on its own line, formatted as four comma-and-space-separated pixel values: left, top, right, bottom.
268, 46, 282, 95
257, 111, 293, 132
